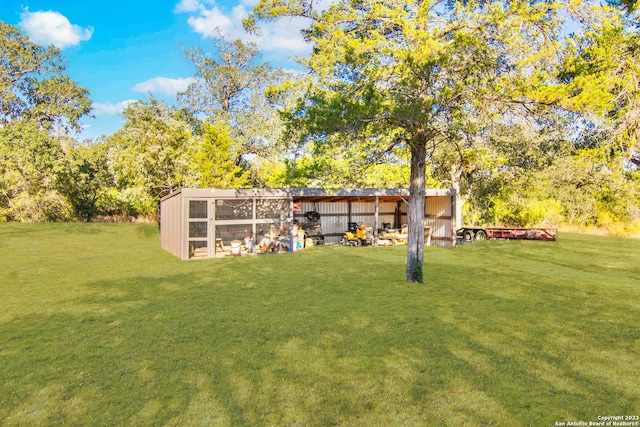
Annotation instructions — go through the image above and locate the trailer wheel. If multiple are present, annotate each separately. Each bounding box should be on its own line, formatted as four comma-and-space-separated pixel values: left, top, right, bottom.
462, 229, 474, 241
475, 230, 487, 241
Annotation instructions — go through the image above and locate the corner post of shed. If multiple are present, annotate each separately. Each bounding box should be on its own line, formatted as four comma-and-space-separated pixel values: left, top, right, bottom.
451, 188, 459, 247
289, 195, 294, 252
374, 195, 379, 247
252, 197, 257, 254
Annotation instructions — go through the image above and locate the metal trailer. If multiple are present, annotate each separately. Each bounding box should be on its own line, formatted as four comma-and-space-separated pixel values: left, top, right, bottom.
456, 227, 557, 243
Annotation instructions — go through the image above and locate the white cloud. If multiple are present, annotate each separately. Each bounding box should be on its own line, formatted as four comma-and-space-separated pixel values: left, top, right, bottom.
133, 77, 196, 97
19, 9, 93, 49
174, 0, 214, 13
175, 0, 313, 56
187, 7, 235, 37
259, 17, 313, 53
92, 100, 137, 116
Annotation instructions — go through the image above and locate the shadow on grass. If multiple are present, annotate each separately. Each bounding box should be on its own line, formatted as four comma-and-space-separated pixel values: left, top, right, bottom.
1, 251, 638, 426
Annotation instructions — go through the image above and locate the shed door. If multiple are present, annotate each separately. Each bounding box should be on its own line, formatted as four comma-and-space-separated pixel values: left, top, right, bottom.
187, 200, 209, 259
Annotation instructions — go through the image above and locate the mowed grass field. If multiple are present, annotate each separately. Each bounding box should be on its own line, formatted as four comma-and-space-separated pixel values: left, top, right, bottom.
0, 223, 638, 426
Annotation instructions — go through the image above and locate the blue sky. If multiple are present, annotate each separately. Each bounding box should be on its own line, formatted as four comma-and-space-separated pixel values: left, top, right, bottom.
1, 0, 312, 140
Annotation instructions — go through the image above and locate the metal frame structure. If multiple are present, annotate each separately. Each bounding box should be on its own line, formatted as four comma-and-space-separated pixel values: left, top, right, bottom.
160, 188, 459, 259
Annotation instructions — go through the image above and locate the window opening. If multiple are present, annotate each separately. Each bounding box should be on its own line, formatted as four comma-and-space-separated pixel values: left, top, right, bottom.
189, 200, 207, 218
215, 199, 252, 220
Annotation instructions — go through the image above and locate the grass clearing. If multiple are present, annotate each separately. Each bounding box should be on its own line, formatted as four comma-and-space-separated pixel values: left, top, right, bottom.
0, 223, 639, 426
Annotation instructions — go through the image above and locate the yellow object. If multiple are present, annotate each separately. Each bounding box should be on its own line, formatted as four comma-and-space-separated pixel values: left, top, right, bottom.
341, 223, 373, 246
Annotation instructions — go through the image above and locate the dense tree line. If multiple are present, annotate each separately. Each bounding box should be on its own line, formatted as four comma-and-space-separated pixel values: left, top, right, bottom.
1, 0, 639, 262
0, 24, 294, 221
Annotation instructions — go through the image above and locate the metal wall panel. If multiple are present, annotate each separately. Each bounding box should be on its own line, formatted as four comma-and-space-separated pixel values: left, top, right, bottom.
296, 202, 343, 244
398, 197, 454, 247
426, 196, 454, 247
378, 202, 398, 214
296, 202, 313, 215
351, 202, 374, 214
426, 196, 452, 217
297, 201, 348, 216
323, 219, 347, 244
160, 192, 183, 258
298, 201, 398, 218
321, 202, 349, 215
350, 214, 372, 226
425, 218, 453, 247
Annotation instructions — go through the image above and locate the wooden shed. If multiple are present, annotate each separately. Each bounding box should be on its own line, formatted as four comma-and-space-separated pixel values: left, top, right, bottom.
160, 188, 459, 259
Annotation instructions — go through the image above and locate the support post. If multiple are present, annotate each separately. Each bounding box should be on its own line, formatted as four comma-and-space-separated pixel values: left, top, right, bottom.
374, 195, 379, 247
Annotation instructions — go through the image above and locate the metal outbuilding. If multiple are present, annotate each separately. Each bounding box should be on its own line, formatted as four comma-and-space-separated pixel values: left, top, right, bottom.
160, 188, 459, 259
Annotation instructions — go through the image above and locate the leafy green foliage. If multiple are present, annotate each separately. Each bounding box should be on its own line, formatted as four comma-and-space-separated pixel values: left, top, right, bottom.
179, 35, 297, 186
105, 98, 198, 216
467, 147, 640, 234
57, 140, 121, 221
557, 16, 639, 160
0, 120, 71, 221
193, 122, 251, 188
0, 21, 91, 222
273, 138, 413, 189
179, 34, 271, 117
0, 21, 91, 132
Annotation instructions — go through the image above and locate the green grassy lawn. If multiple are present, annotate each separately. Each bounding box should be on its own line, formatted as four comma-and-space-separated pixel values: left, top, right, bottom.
0, 223, 638, 426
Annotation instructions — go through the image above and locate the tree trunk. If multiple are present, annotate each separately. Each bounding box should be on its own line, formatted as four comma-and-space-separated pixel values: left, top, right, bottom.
406, 140, 426, 283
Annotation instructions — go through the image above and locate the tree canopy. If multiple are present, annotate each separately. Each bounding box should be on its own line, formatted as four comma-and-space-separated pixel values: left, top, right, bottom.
0, 21, 91, 132
0, 21, 92, 221
244, 0, 628, 281
179, 35, 298, 186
